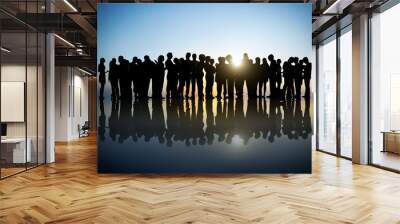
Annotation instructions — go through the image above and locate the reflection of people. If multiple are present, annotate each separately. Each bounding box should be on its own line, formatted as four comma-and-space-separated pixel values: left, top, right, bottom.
105, 97, 312, 146
98, 97, 106, 141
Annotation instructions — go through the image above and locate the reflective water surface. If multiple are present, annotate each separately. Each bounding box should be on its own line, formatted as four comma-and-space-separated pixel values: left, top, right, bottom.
98, 96, 312, 173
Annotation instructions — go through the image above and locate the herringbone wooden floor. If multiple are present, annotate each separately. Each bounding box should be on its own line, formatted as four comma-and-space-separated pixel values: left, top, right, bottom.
1, 135, 400, 224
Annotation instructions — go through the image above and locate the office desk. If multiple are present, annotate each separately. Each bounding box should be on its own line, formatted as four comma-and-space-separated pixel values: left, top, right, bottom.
1, 138, 31, 163
382, 131, 400, 154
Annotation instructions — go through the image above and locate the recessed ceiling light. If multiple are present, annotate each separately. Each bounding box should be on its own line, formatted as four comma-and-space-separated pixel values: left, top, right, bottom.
1, 47, 11, 53
54, 34, 75, 48
78, 67, 93, 76
63, 0, 78, 12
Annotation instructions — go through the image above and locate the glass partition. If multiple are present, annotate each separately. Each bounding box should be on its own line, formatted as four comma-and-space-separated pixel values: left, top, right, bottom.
1, 31, 28, 177
339, 27, 352, 158
0, 1, 46, 179
370, 3, 400, 171
317, 35, 337, 154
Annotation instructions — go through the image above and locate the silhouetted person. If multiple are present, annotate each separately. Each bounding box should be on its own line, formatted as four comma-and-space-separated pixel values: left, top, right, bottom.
261, 58, 269, 97
204, 56, 216, 99
283, 60, 294, 100
152, 55, 165, 98
135, 58, 144, 98
173, 58, 181, 98
197, 54, 206, 98
182, 53, 192, 98
268, 54, 277, 98
98, 58, 106, 99
225, 54, 235, 99
118, 56, 131, 100
276, 59, 282, 98
189, 54, 197, 98
165, 53, 176, 99
215, 57, 227, 99
254, 57, 264, 98
177, 58, 185, 98
142, 55, 154, 99
130, 57, 139, 97
247, 58, 258, 98
302, 57, 312, 98
109, 58, 119, 99
294, 57, 303, 99
236, 53, 249, 98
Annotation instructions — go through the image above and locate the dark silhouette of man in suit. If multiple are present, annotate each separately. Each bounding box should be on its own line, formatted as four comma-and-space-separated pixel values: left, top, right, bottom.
178, 57, 185, 98
142, 55, 154, 99
182, 53, 192, 98
236, 53, 249, 98
165, 52, 175, 99
153, 55, 165, 98
135, 58, 143, 98
294, 57, 303, 99
254, 57, 264, 98
215, 57, 227, 99
109, 58, 119, 99
190, 54, 198, 98
225, 54, 235, 99
261, 58, 269, 97
204, 56, 216, 99
130, 57, 139, 98
276, 59, 282, 98
302, 57, 312, 98
268, 54, 277, 98
118, 56, 131, 100
283, 60, 294, 100
197, 54, 206, 98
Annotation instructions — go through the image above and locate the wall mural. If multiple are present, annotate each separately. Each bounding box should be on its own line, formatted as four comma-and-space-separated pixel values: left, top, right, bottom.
97, 3, 313, 173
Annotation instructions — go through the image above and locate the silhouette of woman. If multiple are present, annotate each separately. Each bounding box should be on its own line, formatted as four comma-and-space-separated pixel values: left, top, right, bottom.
98, 58, 106, 99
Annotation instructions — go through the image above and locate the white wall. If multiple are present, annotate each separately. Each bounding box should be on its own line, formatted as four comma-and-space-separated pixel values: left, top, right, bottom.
55, 66, 89, 141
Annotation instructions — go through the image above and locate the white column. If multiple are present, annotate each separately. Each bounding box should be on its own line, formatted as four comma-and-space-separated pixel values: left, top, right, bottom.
46, 33, 55, 163
352, 14, 369, 164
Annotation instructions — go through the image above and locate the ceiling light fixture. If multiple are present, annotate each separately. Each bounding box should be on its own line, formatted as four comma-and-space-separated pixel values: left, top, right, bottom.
63, 0, 78, 12
54, 34, 75, 48
322, 0, 355, 15
1, 47, 11, 53
78, 67, 93, 76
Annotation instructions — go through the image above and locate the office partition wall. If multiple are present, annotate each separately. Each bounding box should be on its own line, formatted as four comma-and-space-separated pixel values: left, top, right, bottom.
316, 25, 353, 159
339, 27, 352, 158
317, 35, 337, 154
370, 2, 400, 171
0, 1, 46, 179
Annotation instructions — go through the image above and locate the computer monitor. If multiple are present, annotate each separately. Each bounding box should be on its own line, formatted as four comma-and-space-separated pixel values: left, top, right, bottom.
1, 123, 7, 137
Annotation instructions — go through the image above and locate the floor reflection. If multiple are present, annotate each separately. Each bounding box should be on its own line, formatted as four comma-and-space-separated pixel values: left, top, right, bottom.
98, 97, 312, 173
99, 97, 312, 146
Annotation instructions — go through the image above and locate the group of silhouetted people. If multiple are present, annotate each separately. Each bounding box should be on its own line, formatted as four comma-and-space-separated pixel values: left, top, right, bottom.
98, 96, 311, 146
98, 52, 312, 101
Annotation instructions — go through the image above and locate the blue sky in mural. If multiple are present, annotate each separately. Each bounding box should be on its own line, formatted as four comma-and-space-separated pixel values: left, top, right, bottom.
98, 3, 311, 63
